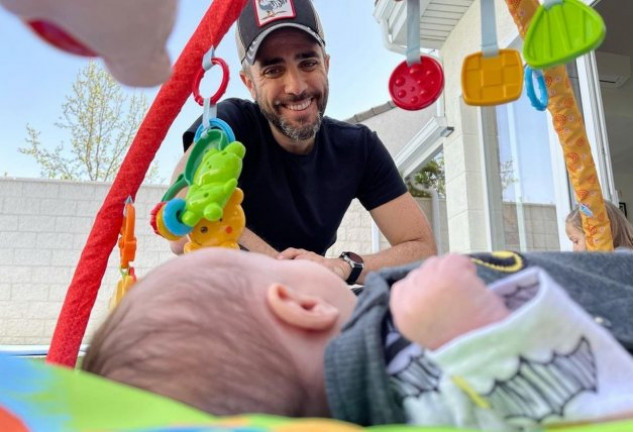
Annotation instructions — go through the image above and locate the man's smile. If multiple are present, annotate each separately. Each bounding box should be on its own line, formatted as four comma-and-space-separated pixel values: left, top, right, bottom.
283, 98, 313, 111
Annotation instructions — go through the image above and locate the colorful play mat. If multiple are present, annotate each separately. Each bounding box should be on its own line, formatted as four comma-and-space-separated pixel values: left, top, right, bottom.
1, 353, 632, 431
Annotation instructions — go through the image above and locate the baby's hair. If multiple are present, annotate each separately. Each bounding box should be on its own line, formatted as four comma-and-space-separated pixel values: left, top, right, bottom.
82, 261, 307, 416
566, 201, 633, 249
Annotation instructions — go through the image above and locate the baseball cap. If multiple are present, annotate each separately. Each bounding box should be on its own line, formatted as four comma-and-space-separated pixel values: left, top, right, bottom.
236, 0, 326, 65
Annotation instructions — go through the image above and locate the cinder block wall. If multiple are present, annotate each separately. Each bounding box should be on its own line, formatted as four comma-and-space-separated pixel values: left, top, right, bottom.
0, 178, 174, 345
0, 179, 381, 345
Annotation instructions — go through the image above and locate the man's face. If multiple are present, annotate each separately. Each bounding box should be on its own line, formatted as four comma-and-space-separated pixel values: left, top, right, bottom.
241, 28, 329, 142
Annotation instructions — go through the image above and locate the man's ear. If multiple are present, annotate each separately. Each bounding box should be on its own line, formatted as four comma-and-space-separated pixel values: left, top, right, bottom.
324, 53, 330, 73
239, 69, 257, 100
266, 283, 339, 331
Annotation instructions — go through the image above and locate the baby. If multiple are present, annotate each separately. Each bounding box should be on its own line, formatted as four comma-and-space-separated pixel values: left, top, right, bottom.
82, 249, 633, 430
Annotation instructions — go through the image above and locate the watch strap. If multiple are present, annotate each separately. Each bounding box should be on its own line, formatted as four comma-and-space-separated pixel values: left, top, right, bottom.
339, 251, 364, 285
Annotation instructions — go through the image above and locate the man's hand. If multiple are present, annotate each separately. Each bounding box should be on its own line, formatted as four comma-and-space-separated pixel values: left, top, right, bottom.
390, 254, 510, 350
278, 248, 351, 281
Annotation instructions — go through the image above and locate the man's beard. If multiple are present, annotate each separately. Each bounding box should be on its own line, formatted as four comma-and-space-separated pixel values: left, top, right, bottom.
257, 86, 329, 142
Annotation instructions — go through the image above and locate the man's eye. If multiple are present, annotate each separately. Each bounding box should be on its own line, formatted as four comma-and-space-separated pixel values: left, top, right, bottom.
301, 60, 318, 69
263, 67, 282, 77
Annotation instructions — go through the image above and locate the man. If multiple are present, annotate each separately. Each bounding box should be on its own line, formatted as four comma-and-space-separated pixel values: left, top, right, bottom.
174, 0, 436, 284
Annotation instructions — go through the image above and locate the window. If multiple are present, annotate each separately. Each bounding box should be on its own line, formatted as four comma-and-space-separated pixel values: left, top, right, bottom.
406, 150, 448, 254
484, 89, 566, 252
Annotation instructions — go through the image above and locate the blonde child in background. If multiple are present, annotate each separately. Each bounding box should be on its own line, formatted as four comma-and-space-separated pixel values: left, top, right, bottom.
566, 201, 633, 251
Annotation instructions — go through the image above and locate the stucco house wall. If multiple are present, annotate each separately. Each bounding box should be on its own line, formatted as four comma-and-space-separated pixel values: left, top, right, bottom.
347, 101, 438, 157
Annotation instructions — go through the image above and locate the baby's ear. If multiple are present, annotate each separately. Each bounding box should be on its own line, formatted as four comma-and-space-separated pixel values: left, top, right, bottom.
266, 283, 338, 331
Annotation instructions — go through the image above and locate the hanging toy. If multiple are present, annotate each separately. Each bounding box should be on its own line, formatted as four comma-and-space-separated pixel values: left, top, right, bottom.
523, 0, 606, 70
184, 188, 245, 252
151, 48, 246, 251
388, 0, 444, 111
109, 197, 137, 310
462, 0, 523, 106
152, 128, 246, 240
389, 57, 444, 111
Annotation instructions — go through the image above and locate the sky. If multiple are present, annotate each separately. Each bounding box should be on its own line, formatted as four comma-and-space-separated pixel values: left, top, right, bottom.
0, 0, 404, 183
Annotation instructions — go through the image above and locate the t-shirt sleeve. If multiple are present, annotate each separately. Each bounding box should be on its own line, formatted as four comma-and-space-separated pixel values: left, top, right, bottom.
356, 130, 407, 211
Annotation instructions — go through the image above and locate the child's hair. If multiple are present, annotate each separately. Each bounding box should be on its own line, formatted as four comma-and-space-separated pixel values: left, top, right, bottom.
82, 262, 307, 416
566, 200, 633, 249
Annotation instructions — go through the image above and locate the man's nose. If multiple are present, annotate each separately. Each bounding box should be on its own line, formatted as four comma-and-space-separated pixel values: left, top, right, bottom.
283, 67, 308, 95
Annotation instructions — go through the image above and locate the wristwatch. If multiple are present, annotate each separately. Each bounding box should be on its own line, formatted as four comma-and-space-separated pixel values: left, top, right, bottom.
339, 251, 364, 285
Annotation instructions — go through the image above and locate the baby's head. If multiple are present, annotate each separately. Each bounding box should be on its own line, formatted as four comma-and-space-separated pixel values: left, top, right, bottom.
82, 248, 356, 417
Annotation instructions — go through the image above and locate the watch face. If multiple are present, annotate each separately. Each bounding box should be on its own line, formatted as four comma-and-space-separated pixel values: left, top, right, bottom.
346, 251, 363, 264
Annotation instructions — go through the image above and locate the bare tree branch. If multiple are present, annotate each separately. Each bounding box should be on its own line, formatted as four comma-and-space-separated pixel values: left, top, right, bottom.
20, 61, 160, 183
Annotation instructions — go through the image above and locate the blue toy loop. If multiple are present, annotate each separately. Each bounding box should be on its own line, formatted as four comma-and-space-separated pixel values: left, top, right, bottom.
524, 65, 548, 111
579, 203, 594, 218
194, 118, 236, 146
162, 198, 193, 236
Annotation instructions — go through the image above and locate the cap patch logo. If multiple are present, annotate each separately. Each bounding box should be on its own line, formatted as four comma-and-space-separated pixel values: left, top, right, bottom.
255, 0, 296, 27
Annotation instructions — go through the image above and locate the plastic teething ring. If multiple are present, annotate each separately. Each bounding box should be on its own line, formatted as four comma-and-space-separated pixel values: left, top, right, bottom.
524, 65, 549, 111
151, 202, 182, 240
194, 118, 236, 144
162, 198, 194, 236
193, 57, 229, 106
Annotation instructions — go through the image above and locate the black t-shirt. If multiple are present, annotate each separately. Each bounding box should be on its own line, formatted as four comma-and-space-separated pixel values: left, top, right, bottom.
183, 98, 406, 255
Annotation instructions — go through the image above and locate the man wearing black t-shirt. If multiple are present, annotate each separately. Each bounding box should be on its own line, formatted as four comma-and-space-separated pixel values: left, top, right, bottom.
173, 0, 436, 285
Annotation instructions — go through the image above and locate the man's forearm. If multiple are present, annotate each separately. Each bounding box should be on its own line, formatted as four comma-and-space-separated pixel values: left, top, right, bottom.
353, 237, 436, 284
354, 192, 437, 284
239, 227, 279, 257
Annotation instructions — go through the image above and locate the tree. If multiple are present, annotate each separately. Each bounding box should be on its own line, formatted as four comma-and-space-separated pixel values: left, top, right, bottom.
407, 155, 517, 200
406, 154, 446, 198
20, 61, 159, 182
499, 159, 518, 196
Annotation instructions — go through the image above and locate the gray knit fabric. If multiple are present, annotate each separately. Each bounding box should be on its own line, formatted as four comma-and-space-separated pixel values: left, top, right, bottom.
324, 269, 406, 426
